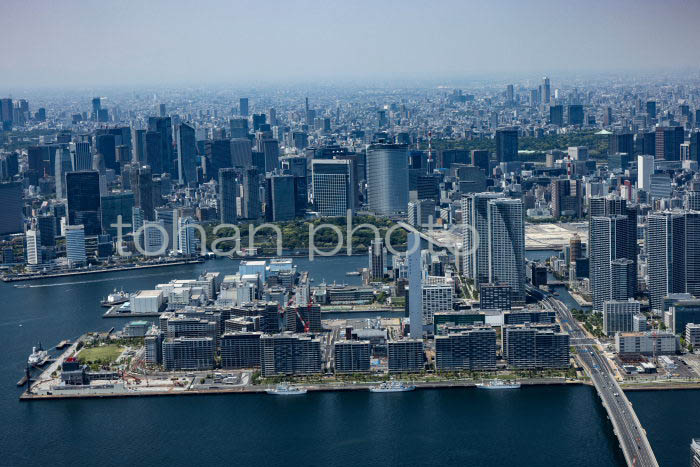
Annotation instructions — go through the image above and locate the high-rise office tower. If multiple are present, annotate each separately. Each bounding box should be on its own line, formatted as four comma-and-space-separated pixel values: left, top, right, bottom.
265, 174, 295, 222
144, 131, 163, 174
655, 126, 684, 161
549, 105, 564, 126
25, 226, 41, 265
568, 105, 584, 125
541, 77, 551, 105
95, 133, 117, 173
178, 216, 199, 256
0, 182, 23, 236
551, 178, 582, 218
66, 171, 101, 236
70, 141, 92, 171
230, 138, 253, 167
54, 147, 73, 199
369, 239, 386, 281
638, 155, 655, 191
495, 128, 518, 163
646, 101, 656, 119
241, 168, 261, 220
205, 139, 232, 180
36, 214, 56, 248
505, 84, 514, 104
261, 139, 280, 172
91, 97, 101, 121
147, 117, 174, 176
65, 224, 87, 265
239, 98, 249, 117
155, 208, 178, 252
311, 159, 355, 217
158, 103, 166, 117
407, 232, 423, 339
219, 168, 238, 224
0, 98, 13, 129
100, 192, 134, 237
487, 198, 525, 303
462, 192, 504, 285
229, 118, 248, 139
366, 143, 409, 216
131, 128, 146, 163
470, 150, 490, 173
175, 123, 196, 186
609, 132, 634, 157
131, 165, 155, 221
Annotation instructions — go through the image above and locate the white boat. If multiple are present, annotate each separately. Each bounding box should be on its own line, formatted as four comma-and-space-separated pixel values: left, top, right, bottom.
475, 379, 521, 389
345, 271, 361, 276
101, 289, 130, 307
266, 383, 307, 395
369, 381, 416, 393
28, 343, 49, 366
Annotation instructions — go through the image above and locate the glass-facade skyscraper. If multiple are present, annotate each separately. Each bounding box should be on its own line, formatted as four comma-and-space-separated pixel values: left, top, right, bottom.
366, 143, 408, 216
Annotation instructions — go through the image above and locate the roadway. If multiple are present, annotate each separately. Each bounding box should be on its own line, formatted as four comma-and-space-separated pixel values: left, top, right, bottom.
542, 293, 659, 467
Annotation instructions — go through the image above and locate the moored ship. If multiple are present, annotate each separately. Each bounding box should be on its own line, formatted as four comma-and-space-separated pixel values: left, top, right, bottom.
266, 383, 307, 395
369, 381, 416, 392
475, 379, 521, 389
101, 289, 130, 307
28, 343, 49, 366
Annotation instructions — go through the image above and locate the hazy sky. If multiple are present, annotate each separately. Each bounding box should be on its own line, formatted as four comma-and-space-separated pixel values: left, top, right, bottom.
2, 0, 700, 87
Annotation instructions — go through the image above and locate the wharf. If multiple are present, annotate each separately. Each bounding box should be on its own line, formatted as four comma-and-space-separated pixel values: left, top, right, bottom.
2, 259, 204, 282
21, 377, 576, 401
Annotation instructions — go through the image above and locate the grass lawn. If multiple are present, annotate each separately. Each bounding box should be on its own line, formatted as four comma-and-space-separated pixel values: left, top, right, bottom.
77, 345, 124, 365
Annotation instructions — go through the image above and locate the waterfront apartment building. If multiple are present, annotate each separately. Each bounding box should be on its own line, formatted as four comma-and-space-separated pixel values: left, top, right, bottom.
162, 336, 215, 370
590, 215, 633, 311
503, 325, 570, 369
285, 304, 322, 333
220, 332, 262, 369
603, 299, 641, 336
334, 340, 371, 374
615, 331, 678, 355
422, 281, 454, 325
487, 198, 525, 303
435, 327, 497, 371
165, 315, 218, 343
387, 339, 424, 373
647, 212, 700, 312
462, 192, 504, 286
144, 328, 163, 364
479, 282, 512, 310
502, 310, 556, 326
260, 333, 322, 377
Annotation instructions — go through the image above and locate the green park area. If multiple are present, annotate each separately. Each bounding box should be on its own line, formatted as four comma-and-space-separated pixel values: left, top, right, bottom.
77, 345, 124, 367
